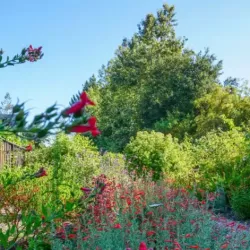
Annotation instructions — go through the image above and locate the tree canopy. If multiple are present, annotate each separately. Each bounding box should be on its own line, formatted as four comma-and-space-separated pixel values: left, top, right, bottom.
71, 3, 250, 152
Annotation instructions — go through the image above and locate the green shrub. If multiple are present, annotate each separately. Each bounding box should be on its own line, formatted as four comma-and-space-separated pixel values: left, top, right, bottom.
25, 134, 101, 201
192, 129, 247, 190
230, 187, 250, 219
125, 131, 193, 182
25, 133, 127, 199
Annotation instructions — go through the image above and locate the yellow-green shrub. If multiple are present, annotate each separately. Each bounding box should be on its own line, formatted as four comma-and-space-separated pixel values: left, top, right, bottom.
125, 131, 193, 182
192, 129, 247, 190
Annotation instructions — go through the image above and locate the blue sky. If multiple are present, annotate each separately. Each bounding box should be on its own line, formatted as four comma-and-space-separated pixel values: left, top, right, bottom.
1, 0, 250, 115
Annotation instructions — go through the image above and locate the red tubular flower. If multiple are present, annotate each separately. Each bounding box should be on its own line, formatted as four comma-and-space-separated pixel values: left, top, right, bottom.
237, 224, 247, 230
126, 197, 132, 206
139, 242, 147, 250
81, 187, 92, 194
70, 116, 101, 136
34, 167, 47, 178
68, 234, 77, 239
173, 240, 181, 249
113, 223, 122, 229
83, 235, 90, 241
80, 91, 95, 106
65, 102, 86, 115
26, 144, 32, 152
65, 91, 95, 115
185, 233, 192, 238
146, 231, 156, 237
220, 243, 229, 249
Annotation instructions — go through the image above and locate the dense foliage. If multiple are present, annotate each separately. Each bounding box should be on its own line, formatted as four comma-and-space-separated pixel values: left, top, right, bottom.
125, 129, 250, 219
1, 2, 250, 249
72, 4, 224, 152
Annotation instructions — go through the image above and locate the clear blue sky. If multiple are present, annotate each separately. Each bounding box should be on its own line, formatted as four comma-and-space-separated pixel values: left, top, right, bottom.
1, 0, 250, 115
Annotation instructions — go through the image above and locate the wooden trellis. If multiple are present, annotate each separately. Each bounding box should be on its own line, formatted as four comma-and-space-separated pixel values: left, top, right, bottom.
0, 139, 25, 168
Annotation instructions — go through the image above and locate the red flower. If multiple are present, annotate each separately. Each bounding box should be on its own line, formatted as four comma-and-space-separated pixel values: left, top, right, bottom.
68, 234, 76, 239
113, 223, 122, 229
34, 167, 47, 178
220, 243, 229, 249
173, 240, 181, 248
81, 187, 92, 194
147, 211, 153, 216
146, 231, 156, 237
81, 91, 95, 106
139, 242, 147, 250
26, 144, 32, 152
126, 197, 132, 206
188, 246, 200, 249
201, 200, 206, 205
83, 235, 90, 241
237, 224, 247, 230
70, 116, 100, 136
65, 92, 95, 115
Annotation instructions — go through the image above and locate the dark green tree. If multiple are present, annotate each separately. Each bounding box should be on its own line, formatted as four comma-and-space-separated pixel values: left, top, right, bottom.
72, 3, 222, 151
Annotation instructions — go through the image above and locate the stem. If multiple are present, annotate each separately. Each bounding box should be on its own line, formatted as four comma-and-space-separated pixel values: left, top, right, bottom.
0, 58, 25, 68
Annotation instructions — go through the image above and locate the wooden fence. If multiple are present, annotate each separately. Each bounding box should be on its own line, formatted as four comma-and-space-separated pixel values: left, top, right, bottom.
0, 139, 25, 168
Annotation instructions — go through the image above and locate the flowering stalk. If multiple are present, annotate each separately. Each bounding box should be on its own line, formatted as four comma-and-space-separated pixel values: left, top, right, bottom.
0, 45, 43, 68
0, 91, 100, 142
0, 45, 100, 141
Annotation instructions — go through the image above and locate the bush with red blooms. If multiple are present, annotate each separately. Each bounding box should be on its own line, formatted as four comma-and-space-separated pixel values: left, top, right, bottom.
0, 46, 100, 142
51, 175, 250, 249
0, 46, 103, 250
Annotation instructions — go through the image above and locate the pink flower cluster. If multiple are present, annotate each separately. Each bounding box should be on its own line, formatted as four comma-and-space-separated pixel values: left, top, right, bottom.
26, 45, 43, 62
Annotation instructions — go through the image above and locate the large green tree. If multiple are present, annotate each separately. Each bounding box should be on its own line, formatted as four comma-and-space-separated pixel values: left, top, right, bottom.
193, 85, 250, 137
73, 3, 223, 152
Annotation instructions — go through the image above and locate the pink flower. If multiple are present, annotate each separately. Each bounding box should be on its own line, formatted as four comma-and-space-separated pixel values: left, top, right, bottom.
26, 45, 43, 62
139, 242, 147, 250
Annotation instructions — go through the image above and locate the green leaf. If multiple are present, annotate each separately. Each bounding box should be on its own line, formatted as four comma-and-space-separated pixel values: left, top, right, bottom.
9, 225, 16, 234
42, 205, 48, 218
0, 230, 8, 248
65, 201, 75, 212
45, 103, 57, 113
